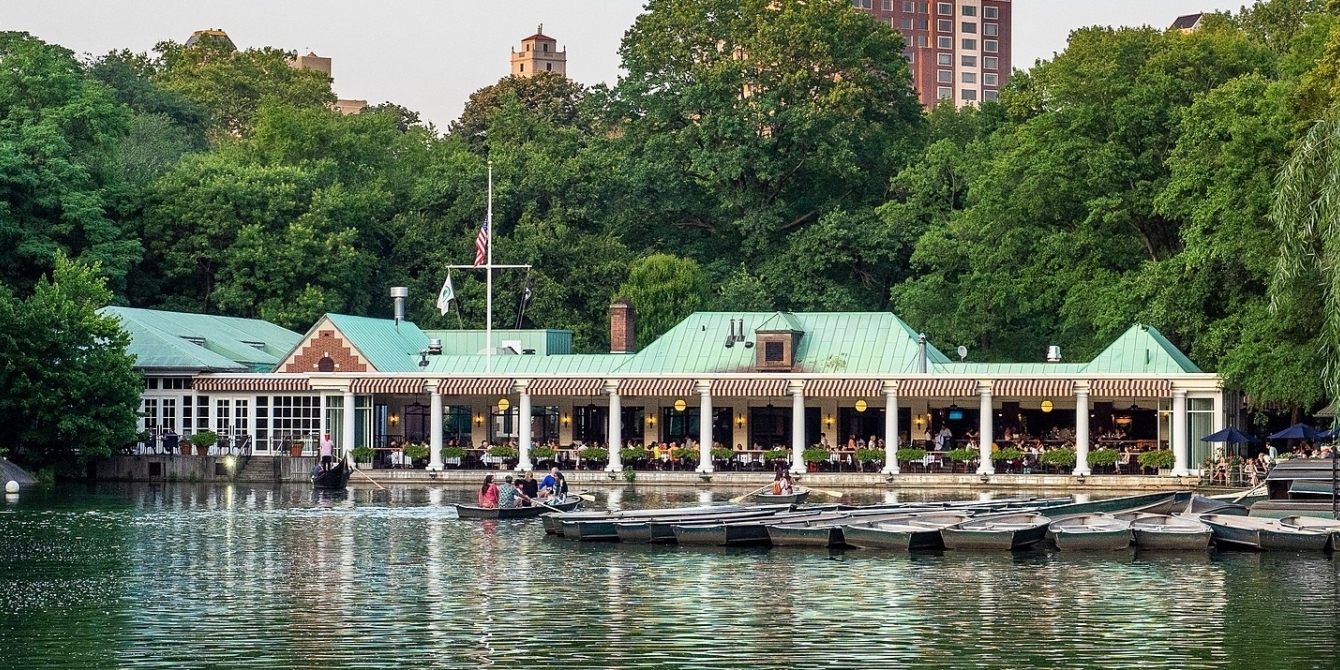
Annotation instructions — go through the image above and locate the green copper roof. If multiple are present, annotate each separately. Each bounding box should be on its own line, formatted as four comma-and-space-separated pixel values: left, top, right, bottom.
323, 314, 431, 372
935, 362, 1090, 375
1085, 325, 1202, 374
422, 353, 621, 375
101, 307, 300, 373
755, 311, 805, 333
418, 329, 573, 356
614, 312, 950, 374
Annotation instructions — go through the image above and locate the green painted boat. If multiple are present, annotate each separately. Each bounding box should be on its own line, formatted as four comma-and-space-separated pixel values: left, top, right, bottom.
1048, 513, 1132, 551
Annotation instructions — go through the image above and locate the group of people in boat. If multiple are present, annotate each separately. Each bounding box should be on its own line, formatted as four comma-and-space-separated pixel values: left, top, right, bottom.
477, 467, 568, 509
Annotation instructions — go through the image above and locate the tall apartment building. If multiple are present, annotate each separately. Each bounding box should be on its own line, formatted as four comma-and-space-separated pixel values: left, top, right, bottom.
511, 25, 567, 78
855, 0, 1012, 108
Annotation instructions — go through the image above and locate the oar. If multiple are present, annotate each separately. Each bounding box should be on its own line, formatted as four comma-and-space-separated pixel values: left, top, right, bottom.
730, 484, 772, 503
805, 487, 844, 499
1232, 482, 1266, 503
350, 462, 386, 490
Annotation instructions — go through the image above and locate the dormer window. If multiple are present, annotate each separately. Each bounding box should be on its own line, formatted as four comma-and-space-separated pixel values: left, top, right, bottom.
764, 341, 784, 363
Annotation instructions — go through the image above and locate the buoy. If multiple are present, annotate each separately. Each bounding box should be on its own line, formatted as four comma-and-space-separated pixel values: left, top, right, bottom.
4, 481, 18, 494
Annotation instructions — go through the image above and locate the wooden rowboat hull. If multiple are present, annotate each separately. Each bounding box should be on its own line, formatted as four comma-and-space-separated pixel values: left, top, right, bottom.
755, 489, 810, 505
765, 525, 842, 548
456, 497, 582, 519
942, 513, 1052, 551
1051, 527, 1132, 551
841, 525, 944, 551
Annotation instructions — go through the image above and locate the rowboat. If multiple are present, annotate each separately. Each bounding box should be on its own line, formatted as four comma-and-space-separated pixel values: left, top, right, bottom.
1048, 514, 1132, 551
765, 509, 940, 548
1184, 495, 1248, 516
615, 508, 789, 544
1037, 491, 1188, 517
755, 487, 810, 505
543, 503, 757, 536
557, 504, 790, 541
1247, 458, 1340, 518
1114, 512, 1212, 551
312, 458, 352, 490
455, 495, 582, 519
941, 512, 1052, 551
841, 512, 973, 551
1276, 515, 1340, 551
1195, 513, 1330, 551
672, 508, 842, 546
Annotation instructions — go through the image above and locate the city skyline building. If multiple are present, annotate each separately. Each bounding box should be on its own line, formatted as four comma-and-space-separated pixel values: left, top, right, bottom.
856, 0, 1013, 108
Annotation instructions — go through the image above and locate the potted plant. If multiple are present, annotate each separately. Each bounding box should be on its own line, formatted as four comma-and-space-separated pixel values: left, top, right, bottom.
402, 443, 429, 467
853, 448, 883, 471
442, 446, 467, 466
711, 446, 735, 462
1087, 448, 1121, 471
531, 446, 557, 463
1040, 448, 1076, 472
289, 440, 304, 458
1138, 449, 1176, 474
946, 448, 977, 472
763, 448, 789, 463
189, 431, 217, 457
620, 445, 648, 463
994, 447, 1023, 473
896, 447, 927, 469
581, 447, 608, 466
351, 445, 375, 468
802, 447, 830, 470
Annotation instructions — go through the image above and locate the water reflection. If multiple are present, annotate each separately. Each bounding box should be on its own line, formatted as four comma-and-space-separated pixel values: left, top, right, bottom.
0, 483, 1337, 669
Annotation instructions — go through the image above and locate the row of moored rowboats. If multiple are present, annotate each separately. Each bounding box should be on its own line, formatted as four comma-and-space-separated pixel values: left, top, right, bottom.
538, 491, 1340, 552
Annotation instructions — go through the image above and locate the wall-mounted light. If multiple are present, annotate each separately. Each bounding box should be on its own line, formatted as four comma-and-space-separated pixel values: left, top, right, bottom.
735, 414, 746, 428
388, 414, 400, 426
646, 415, 657, 427
473, 414, 483, 426
561, 413, 571, 426
823, 414, 834, 428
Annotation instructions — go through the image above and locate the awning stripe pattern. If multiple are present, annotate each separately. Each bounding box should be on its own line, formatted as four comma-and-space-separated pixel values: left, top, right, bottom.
619, 379, 697, 397
1088, 379, 1172, 397
527, 378, 606, 396
193, 376, 312, 392
804, 379, 883, 398
991, 379, 1075, 397
897, 379, 978, 397
349, 378, 425, 394
710, 379, 791, 397
438, 379, 515, 396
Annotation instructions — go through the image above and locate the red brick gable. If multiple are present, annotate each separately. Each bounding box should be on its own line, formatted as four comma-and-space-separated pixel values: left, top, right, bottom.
283, 329, 368, 373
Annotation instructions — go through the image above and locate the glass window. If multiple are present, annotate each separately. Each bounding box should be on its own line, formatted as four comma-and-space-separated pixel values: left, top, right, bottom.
984, 56, 999, 69
920, 2, 930, 12
900, 18, 913, 29
918, 18, 929, 29
163, 398, 177, 432
961, 71, 976, 83
573, 405, 606, 443
937, 36, 952, 49
852, 0, 873, 8
937, 2, 952, 15
983, 89, 998, 102
938, 53, 952, 65
273, 395, 320, 448
905, 51, 915, 63
984, 39, 998, 53
961, 55, 976, 66
984, 5, 998, 19
984, 22, 998, 36
962, 38, 977, 50
1188, 398, 1215, 468
256, 396, 269, 450
903, 0, 914, 10
196, 395, 209, 432
917, 35, 928, 47
962, 5, 976, 16
937, 86, 952, 99
883, 0, 894, 10
984, 72, 998, 86
490, 407, 519, 443
937, 69, 953, 83
444, 405, 472, 446
937, 19, 952, 32
961, 22, 976, 33
961, 88, 978, 101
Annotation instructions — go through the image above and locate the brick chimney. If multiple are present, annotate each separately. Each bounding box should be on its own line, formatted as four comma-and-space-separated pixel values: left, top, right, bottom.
610, 299, 635, 354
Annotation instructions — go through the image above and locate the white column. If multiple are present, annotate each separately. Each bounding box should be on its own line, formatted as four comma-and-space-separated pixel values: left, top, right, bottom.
606, 382, 623, 472
1172, 389, 1189, 476
427, 382, 443, 471
341, 390, 356, 460
517, 383, 534, 471
697, 381, 713, 474
977, 384, 994, 475
790, 383, 806, 472
1073, 387, 1091, 476
883, 386, 900, 475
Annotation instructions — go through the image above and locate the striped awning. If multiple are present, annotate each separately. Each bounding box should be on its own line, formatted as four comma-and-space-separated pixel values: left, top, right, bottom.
193, 376, 311, 392
1088, 379, 1172, 398
349, 378, 425, 394
619, 378, 697, 397
710, 379, 791, 397
438, 378, 515, 396
527, 378, 606, 396
804, 379, 883, 398
897, 378, 978, 397
991, 379, 1075, 397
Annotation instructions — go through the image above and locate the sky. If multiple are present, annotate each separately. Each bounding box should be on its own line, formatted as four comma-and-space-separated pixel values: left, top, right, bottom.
4, 0, 1252, 129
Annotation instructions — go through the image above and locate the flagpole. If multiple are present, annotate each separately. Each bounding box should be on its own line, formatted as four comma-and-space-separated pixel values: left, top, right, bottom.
486, 161, 493, 374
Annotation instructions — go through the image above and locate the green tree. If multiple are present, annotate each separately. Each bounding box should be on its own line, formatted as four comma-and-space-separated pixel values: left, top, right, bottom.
0, 32, 137, 290
449, 72, 587, 148
0, 255, 140, 473
618, 254, 708, 348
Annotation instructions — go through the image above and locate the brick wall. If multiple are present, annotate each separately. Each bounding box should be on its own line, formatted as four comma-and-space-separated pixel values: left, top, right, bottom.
610, 300, 635, 354
284, 329, 368, 373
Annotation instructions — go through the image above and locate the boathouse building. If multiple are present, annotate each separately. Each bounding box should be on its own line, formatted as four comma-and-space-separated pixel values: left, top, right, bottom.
111, 303, 1225, 477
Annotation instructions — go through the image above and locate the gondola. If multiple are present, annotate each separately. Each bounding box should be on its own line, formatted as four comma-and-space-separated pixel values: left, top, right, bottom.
312, 457, 352, 490
455, 495, 583, 519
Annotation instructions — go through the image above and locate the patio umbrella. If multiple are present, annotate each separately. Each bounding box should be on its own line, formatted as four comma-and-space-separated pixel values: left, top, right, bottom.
1200, 427, 1259, 444
1267, 423, 1319, 440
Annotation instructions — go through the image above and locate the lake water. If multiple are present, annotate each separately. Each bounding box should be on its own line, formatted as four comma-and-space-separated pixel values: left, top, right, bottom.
1, 483, 1337, 669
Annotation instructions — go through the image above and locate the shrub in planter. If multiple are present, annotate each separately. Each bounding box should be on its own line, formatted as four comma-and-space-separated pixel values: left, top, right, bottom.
670, 447, 696, 461
945, 448, 976, 463
403, 444, 429, 461
711, 447, 735, 461
1040, 448, 1077, 467
442, 446, 467, 461
351, 446, 375, 463
620, 446, 647, 462
994, 447, 1023, 462
896, 447, 927, 463
189, 431, 218, 456
763, 448, 789, 461
854, 448, 883, 464
802, 447, 830, 464
487, 445, 518, 460
582, 447, 608, 462
1087, 448, 1121, 467
531, 446, 557, 460
1138, 449, 1175, 470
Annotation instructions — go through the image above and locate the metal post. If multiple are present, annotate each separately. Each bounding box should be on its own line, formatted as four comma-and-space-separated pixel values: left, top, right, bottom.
486, 162, 493, 374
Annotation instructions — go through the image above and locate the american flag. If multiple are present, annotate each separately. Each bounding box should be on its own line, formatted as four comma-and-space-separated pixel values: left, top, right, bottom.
472, 221, 489, 268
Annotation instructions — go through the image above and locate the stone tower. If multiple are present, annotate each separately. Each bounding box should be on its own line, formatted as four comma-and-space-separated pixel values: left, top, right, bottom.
510, 25, 566, 78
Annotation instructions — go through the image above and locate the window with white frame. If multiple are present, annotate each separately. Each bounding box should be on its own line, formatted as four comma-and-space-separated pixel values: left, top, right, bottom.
984, 22, 998, 36
937, 69, 952, 83
961, 88, 977, 101
937, 19, 952, 32
961, 54, 976, 66
984, 89, 999, 102
961, 71, 976, 83
984, 72, 998, 86
962, 38, 977, 50
938, 53, 952, 65
984, 56, 998, 69
984, 5, 998, 19
937, 86, 952, 99
984, 39, 998, 53
937, 36, 952, 49
937, 2, 952, 15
